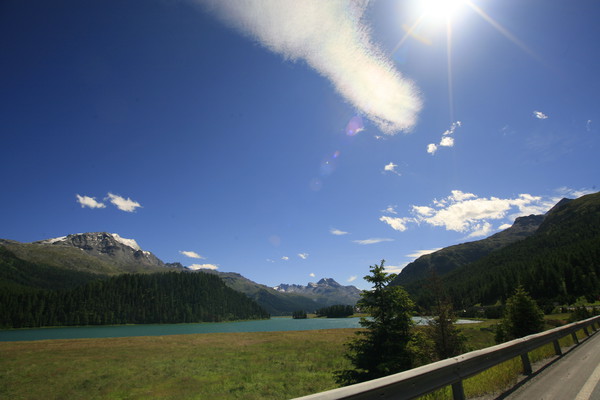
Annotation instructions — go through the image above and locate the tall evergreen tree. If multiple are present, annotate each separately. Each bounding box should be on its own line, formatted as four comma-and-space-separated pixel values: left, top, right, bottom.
495, 286, 544, 343
426, 269, 466, 360
336, 260, 416, 385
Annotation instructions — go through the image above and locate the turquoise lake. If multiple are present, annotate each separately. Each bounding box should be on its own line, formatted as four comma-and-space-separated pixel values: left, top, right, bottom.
0, 317, 479, 342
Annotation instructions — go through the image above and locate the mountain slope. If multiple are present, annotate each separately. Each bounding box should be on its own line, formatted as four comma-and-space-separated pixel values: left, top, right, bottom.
391, 213, 545, 287
409, 192, 600, 308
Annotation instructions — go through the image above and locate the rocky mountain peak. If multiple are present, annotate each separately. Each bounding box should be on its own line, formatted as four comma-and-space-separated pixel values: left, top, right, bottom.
33, 232, 164, 270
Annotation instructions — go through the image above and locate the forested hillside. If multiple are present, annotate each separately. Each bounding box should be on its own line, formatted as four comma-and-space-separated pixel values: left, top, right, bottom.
0, 272, 269, 328
407, 192, 600, 309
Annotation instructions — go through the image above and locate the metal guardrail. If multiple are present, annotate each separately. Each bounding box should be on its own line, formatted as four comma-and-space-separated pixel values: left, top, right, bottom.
294, 315, 600, 400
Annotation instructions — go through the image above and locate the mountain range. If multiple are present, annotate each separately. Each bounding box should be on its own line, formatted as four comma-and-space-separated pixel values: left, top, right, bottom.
0, 232, 361, 316
391, 192, 600, 309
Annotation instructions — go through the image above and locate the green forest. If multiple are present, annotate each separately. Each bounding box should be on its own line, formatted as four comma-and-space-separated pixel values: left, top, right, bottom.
0, 272, 269, 328
405, 192, 600, 311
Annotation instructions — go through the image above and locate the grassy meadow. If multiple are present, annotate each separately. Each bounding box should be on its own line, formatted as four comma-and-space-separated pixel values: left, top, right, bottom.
0, 315, 587, 400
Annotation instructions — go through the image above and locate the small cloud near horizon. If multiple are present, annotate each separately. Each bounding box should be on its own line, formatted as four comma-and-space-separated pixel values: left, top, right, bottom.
533, 110, 548, 119
330, 228, 349, 235
353, 238, 394, 245
309, 272, 316, 278
76, 194, 106, 209
298, 253, 309, 259
180, 250, 205, 259
188, 263, 219, 270
281, 256, 289, 261
347, 275, 357, 282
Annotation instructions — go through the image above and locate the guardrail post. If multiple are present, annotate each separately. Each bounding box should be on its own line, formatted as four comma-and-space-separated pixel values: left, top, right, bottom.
520, 353, 533, 375
591, 322, 597, 332
583, 326, 590, 337
571, 332, 580, 344
452, 380, 465, 400
553, 340, 562, 356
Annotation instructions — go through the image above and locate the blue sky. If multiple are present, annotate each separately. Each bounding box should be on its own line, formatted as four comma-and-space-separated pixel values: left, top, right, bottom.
1, 0, 598, 290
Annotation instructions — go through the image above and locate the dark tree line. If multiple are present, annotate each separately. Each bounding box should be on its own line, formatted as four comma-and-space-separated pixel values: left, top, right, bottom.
0, 272, 269, 328
316, 304, 354, 318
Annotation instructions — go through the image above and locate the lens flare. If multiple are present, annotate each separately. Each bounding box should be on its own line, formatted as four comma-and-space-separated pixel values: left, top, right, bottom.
345, 116, 364, 136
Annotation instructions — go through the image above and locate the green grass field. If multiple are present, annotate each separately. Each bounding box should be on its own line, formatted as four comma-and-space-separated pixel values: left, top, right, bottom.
0, 316, 587, 400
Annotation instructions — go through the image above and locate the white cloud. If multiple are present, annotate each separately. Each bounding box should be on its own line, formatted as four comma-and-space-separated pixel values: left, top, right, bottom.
330, 228, 349, 235
383, 162, 401, 176
379, 216, 411, 232
498, 223, 512, 230
412, 205, 435, 217
298, 253, 309, 259
347, 275, 357, 282
381, 205, 397, 214
439, 136, 454, 147
467, 222, 493, 238
195, 0, 422, 134
188, 263, 219, 270
586, 119, 592, 131
180, 251, 205, 259
309, 272, 316, 277
533, 110, 548, 119
353, 238, 394, 245
384, 190, 560, 237
428, 121, 461, 154
281, 256, 289, 261
76, 194, 106, 209
406, 248, 442, 259
106, 193, 142, 212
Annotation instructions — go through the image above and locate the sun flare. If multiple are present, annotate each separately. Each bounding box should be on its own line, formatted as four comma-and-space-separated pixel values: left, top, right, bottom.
417, 0, 466, 22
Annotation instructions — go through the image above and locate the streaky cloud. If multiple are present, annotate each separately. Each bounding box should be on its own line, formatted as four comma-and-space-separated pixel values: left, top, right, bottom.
195, 0, 422, 134
353, 238, 394, 245
106, 193, 142, 212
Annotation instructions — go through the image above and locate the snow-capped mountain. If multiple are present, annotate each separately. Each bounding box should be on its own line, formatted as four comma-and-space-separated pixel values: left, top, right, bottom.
34, 232, 165, 270
274, 278, 361, 306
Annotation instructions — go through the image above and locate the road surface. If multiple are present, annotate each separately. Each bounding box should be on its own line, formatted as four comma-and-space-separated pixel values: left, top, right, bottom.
502, 328, 600, 400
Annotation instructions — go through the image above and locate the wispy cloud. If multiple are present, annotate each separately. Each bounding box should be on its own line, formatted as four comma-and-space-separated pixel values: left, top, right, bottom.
586, 119, 592, 131
555, 187, 596, 199
347, 275, 357, 282
384, 263, 407, 274
76, 194, 106, 209
330, 228, 349, 235
188, 263, 219, 270
533, 110, 548, 119
281, 256, 289, 261
383, 162, 401, 176
353, 238, 394, 245
382, 190, 558, 238
381, 205, 397, 214
106, 193, 142, 212
406, 248, 442, 259
298, 253, 309, 260
180, 250, 205, 259
427, 121, 461, 155
309, 272, 316, 278
195, 0, 422, 134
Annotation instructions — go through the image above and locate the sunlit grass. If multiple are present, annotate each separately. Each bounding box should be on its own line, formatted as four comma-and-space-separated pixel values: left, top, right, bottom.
1, 318, 592, 400
0, 329, 355, 400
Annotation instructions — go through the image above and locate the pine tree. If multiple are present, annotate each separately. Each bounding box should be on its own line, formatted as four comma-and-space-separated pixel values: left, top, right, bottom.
495, 286, 544, 343
336, 260, 416, 385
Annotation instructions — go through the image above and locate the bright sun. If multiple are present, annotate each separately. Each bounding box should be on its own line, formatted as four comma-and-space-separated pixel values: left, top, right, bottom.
417, 0, 467, 22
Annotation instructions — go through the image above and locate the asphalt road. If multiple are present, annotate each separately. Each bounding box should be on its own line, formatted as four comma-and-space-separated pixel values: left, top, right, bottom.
502, 328, 600, 400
